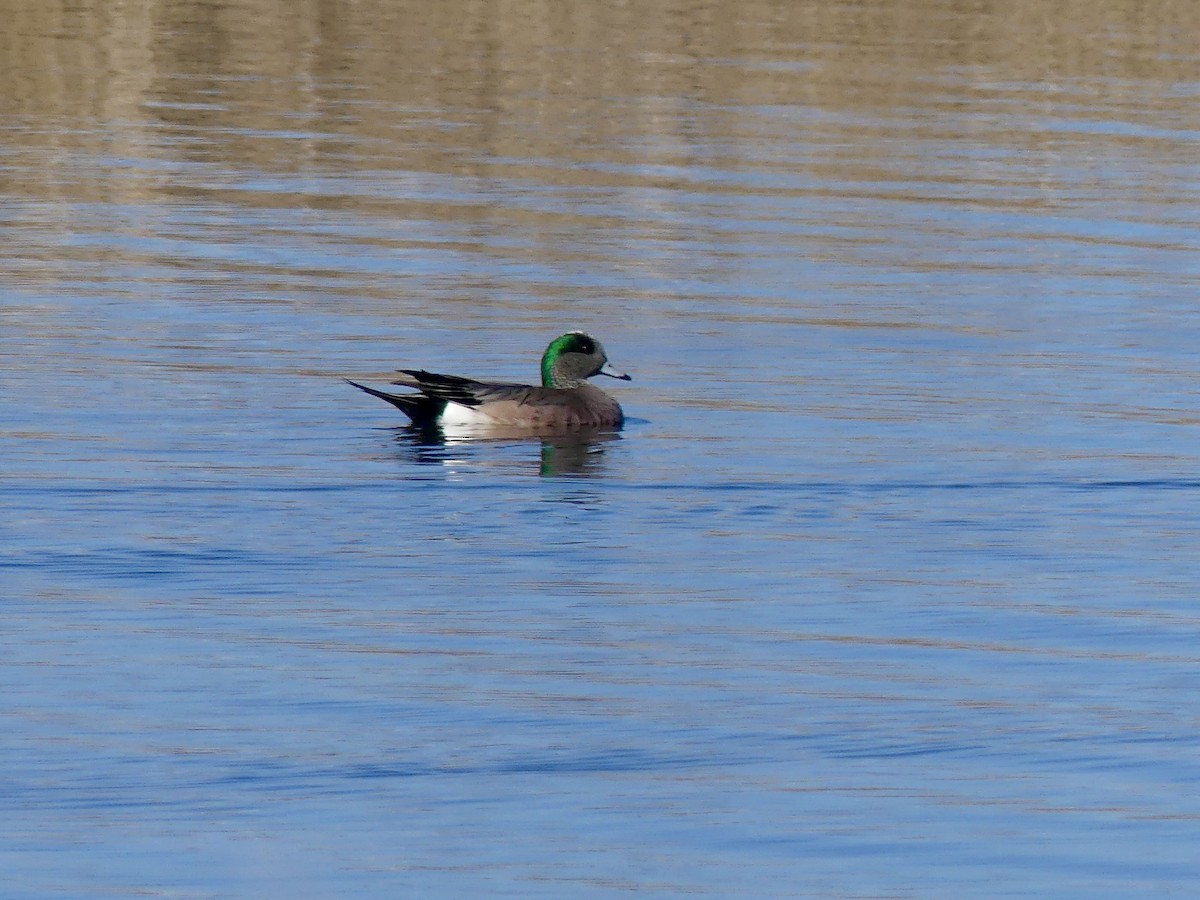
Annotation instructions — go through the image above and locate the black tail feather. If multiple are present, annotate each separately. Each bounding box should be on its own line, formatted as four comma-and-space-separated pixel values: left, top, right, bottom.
345, 379, 435, 423
394, 369, 485, 408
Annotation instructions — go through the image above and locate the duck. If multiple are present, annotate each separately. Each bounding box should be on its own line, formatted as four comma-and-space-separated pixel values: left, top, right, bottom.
347, 331, 631, 430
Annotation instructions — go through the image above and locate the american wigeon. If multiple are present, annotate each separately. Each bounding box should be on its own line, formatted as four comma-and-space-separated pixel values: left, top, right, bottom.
347, 331, 631, 430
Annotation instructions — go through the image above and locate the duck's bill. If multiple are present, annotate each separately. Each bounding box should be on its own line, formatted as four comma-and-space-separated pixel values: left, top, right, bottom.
599, 362, 632, 381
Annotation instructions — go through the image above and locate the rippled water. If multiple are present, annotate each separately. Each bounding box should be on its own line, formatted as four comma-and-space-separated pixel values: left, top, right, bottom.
4, 0, 1200, 895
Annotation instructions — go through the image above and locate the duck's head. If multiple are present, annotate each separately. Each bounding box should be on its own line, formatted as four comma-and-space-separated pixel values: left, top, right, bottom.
541, 331, 631, 388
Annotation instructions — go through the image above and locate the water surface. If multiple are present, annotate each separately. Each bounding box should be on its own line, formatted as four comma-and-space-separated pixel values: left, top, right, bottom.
4, 0, 1200, 896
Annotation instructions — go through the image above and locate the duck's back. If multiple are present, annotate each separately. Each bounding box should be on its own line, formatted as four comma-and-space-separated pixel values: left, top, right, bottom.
452, 383, 622, 428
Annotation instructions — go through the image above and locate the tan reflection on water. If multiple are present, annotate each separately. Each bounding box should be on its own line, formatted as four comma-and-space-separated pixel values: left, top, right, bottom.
2, 0, 1198, 173
1, 0, 1197, 302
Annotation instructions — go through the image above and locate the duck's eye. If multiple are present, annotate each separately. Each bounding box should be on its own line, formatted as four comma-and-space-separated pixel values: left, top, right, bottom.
575, 337, 595, 355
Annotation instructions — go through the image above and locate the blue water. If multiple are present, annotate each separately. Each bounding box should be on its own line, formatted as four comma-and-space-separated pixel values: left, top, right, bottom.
4, 1, 1200, 896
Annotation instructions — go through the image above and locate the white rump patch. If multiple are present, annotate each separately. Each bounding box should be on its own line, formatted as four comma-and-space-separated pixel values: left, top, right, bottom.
439, 402, 492, 426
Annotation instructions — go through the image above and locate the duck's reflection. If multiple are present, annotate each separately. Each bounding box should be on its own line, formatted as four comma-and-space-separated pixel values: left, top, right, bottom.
392, 423, 621, 477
